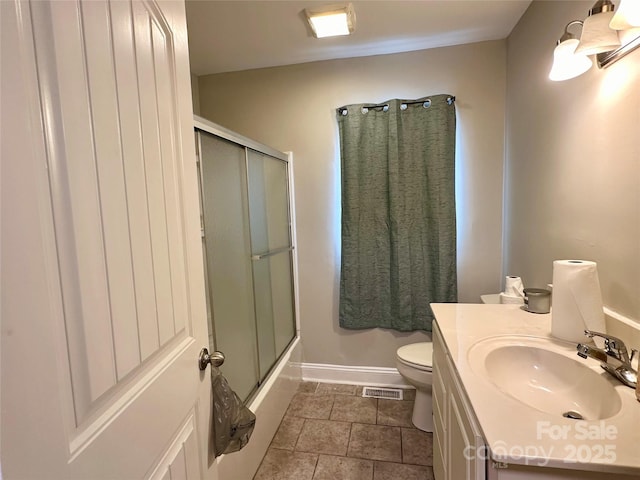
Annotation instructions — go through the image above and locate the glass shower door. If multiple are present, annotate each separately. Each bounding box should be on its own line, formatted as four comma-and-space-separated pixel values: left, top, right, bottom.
198, 133, 259, 402
197, 125, 297, 403
247, 150, 296, 378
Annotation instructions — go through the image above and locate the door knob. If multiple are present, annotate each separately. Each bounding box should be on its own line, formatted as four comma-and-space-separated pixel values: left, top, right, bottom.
199, 347, 225, 370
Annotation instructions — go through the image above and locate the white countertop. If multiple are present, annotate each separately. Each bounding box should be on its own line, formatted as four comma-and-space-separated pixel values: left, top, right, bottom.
431, 303, 640, 475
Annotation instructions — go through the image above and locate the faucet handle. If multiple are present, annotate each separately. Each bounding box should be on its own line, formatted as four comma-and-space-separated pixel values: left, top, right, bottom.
631, 348, 638, 364
583, 330, 629, 362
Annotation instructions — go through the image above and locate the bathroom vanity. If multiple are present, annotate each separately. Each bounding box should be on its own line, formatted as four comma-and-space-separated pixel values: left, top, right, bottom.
431, 304, 640, 480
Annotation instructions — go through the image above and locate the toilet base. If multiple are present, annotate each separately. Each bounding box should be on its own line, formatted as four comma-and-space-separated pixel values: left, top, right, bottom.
411, 388, 433, 432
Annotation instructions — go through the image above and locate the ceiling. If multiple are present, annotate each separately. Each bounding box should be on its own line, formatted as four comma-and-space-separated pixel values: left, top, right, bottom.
186, 1, 532, 76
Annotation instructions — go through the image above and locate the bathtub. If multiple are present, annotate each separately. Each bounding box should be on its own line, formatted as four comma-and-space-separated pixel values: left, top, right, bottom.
216, 336, 302, 479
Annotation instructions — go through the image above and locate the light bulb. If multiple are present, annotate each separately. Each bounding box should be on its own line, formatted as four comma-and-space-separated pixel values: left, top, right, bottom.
610, 0, 640, 30
549, 39, 593, 81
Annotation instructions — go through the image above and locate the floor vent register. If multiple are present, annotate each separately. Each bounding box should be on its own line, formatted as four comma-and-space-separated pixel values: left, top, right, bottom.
361, 387, 403, 400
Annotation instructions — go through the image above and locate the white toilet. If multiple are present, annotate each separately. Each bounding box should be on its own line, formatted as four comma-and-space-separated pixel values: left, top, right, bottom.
396, 342, 433, 432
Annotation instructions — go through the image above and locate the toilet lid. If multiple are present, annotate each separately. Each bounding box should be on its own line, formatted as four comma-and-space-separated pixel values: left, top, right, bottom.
397, 342, 433, 369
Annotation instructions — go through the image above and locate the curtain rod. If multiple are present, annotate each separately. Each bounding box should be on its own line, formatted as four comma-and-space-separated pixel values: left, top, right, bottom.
338, 96, 455, 116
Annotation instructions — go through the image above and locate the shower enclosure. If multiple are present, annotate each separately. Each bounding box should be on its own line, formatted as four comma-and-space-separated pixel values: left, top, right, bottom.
195, 117, 297, 402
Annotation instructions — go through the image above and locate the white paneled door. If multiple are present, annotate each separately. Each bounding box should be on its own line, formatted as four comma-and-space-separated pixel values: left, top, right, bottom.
1, 1, 217, 479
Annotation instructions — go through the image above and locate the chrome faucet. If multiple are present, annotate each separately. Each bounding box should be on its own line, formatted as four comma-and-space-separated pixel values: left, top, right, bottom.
577, 330, 638, 389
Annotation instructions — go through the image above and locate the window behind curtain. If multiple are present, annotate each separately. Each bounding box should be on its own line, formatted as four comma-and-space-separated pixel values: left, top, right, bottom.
337, 94, 457, 332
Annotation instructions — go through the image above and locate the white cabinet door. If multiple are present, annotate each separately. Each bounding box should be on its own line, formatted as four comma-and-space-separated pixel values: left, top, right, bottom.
1, 1, 218, 479
433, 326, 448, 480
433, 323, 486, 480
446, 355, 486, 480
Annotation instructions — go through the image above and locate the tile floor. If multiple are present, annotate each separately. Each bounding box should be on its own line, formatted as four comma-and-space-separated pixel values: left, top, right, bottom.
253, 382, 434, 480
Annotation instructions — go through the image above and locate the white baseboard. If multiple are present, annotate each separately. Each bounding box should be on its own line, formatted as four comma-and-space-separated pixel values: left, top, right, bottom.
300, 362, 411, 388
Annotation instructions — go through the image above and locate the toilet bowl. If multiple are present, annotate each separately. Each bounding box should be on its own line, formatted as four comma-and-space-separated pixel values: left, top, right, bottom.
396, 342, 433, 432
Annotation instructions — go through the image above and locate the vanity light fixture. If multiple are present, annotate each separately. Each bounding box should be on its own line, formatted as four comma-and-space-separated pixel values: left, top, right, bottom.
549, 21, 593, 81
575, 0, 621, 55
609, 0, 640, 30
550, 0, 640, 80
305, 3, 356, 38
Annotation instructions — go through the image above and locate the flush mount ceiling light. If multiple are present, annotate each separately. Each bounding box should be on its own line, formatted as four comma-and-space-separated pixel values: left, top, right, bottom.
305, 3, 356, 39
575, 0, 621, 55
549, 21, 593, 81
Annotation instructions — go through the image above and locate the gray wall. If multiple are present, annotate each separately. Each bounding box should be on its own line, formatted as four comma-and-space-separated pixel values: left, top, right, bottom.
197, 41, 507, 367
505, 1, 640, 322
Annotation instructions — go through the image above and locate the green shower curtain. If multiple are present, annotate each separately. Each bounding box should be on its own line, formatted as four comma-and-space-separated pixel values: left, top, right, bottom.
337, 94, 457, 332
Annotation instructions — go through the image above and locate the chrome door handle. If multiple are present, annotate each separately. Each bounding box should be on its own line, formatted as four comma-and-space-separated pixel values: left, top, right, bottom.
199, 347, 225, 371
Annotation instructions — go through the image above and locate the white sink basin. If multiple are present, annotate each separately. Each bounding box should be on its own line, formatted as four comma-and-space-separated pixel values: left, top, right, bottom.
468, 335, 622, 420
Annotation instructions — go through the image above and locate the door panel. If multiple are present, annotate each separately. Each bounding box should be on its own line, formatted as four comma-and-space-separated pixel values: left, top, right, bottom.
110, 0, 163, 364
253, 251, 295, 374
247, 151, 295, 376
269, 252, 296, 357
36, 0, 119, 414
198, 132, 260, 402
148, 413, 200, 480
0, 1, 215, 478
247, 150, 291, 254
32, 0, 190, 428
132, 0, 180, 353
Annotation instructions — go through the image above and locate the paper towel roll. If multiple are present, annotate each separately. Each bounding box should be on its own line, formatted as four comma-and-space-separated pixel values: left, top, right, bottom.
504, 276, 525, 298
551, 260, 606, 343
499, 292, 524, 305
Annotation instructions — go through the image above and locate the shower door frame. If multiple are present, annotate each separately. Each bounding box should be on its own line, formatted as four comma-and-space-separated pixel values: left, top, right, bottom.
194, 115, 300, 403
